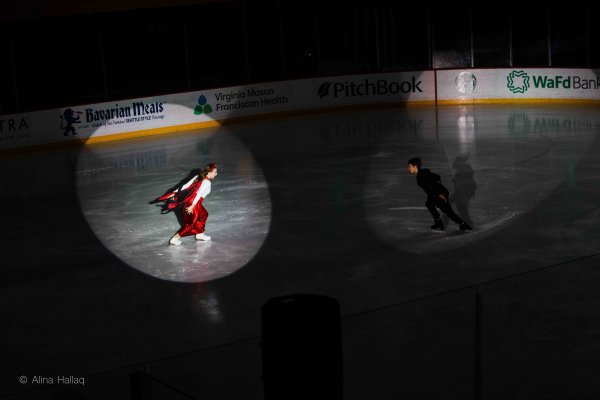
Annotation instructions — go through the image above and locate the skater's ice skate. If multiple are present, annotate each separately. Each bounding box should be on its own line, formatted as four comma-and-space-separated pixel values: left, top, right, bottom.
195, 233, 211, 241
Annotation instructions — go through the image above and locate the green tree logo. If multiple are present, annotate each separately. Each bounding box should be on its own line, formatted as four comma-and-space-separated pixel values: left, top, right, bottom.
507, 70, 530, 94
194, 95, 213, 115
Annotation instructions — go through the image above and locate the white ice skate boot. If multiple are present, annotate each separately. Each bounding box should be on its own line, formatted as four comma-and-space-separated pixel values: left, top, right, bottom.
169, 236, 182, 246
195, 233, 211, 241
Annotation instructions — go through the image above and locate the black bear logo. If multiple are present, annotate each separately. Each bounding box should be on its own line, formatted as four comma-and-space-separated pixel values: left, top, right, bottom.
60, 108, 82, 136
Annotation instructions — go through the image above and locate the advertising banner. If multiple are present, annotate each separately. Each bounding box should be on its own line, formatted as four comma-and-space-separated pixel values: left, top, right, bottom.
0, 71, 435, 152
311, 71, 435, 107
437, 68, 600, 103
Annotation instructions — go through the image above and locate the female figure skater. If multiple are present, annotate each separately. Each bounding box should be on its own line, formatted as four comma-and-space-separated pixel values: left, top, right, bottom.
158, 162, 218, 245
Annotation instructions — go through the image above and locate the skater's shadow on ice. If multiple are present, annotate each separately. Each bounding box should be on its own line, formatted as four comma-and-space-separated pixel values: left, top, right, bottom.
443, 154, 477, 227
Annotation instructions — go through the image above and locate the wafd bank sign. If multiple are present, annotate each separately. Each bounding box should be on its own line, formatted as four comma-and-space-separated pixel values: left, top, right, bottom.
437, 68, 600, 101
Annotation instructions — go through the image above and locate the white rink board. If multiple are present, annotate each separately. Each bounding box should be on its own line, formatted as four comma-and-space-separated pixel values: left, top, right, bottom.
437, 68, 600, 102
5, 68, 600, 152
0, 71, 434, 151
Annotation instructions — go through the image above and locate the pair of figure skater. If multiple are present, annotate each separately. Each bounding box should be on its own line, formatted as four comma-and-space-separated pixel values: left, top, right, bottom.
157, 162, 218, 245
157, 158, 468, 247
407, 157, 472, 232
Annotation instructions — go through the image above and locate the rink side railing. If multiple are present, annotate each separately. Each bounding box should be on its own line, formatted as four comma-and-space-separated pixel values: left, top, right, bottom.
2, 67, 600, 153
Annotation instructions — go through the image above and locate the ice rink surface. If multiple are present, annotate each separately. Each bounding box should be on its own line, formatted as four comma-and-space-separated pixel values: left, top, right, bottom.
2, 104, 600, 399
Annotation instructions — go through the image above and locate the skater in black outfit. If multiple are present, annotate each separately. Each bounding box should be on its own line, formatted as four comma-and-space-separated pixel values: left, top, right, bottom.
407, 157, 472, 232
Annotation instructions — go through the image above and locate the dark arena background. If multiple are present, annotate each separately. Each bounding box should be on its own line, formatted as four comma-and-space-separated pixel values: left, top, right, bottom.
2, 1, 600, 399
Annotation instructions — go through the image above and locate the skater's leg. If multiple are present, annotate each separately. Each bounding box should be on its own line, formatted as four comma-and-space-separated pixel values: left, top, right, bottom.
194, 206, 211, 241
426, 197, 441, 220
435, 198, 472, 230
426, 197, 444, 230
436, 199, 463, 224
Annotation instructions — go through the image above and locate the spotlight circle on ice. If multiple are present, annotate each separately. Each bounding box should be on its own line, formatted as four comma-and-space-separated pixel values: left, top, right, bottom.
76, 119, 272, 283
363, 105, 597, 255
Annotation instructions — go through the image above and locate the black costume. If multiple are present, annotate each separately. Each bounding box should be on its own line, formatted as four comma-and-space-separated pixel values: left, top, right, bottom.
416, 168, 465, 228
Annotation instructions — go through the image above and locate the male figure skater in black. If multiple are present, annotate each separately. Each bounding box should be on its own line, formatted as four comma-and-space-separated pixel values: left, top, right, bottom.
408, 157, 472, 232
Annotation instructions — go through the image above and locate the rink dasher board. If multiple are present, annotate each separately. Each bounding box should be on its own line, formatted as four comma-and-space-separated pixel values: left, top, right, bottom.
3, 68, 600, 152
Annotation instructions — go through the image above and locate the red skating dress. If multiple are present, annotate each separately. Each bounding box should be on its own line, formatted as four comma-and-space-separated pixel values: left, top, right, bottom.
167, 177, 212, 237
